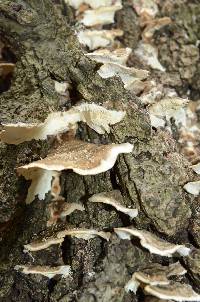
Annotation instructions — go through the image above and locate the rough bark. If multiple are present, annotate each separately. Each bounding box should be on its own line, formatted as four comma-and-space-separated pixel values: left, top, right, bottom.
0, 1, 199, 301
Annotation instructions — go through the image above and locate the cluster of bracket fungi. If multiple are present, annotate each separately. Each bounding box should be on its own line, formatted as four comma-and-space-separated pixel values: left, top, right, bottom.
1, 0, 200, 301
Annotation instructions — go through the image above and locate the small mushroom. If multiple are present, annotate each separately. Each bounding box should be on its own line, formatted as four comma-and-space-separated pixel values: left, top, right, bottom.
0, 103, 125, 144
114, 227, 190, 257
77, 29, 123, 50
89, 190, 138, 218
184, 181, 200, 196
144, 282, 200, 301
86, 48, 132, 65
125, 262, 186, 293
81, 5, 122, 27
15, 265, 71, 279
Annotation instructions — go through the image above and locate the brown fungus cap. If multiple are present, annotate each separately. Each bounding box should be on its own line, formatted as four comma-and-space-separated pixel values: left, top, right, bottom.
144, 281, 200, 301
114, 227, 190, 257
17, 140, 133, 203
125, 262, 186, 293
15, 265, 71, 279
89, 190, 138, 218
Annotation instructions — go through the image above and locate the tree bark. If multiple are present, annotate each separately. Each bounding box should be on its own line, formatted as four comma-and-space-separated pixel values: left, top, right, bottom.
0, 1, 199, 301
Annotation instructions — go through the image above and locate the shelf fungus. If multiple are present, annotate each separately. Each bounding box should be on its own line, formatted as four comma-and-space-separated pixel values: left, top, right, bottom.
89, 190, 138, 218
125, 262, 186, 294
114, 227, 191, 257
77, 29, 123, 50
191, 162, 200, 174
97, 62, 149, 93
81, 5, 122, 27
0, 103, 125, 144
24, 229, 111, 253
54, 81, 70, 97
135, 42, 165, 72
65, 0, 117, 9
86, 48, 132, 65
56, 228, 111, 241
17, 140, 133, 203
48, 199, 85, 226
15, 265, 71, 279
144, 282, 200, 301
183, 181, 200, 196
131, 0, 158, 18
141, 17, 171, 42
24, 237, 64, 252
149, 97, 189, 128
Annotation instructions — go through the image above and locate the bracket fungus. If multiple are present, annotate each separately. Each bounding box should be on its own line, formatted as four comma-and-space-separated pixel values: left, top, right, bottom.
17, 140, 133, 203
125, 262, 186, 294
191, 162, 200, 174
89, 190, 138, 218
15, 265, 71, 279
149, 97, 189, 128
98, 62, 149, 93
131, 0, 158, 18
135, 42, 165, 72
24, 237, 64, 252
77, 29, 123, 50
47, 200, 85, 226
144, 282, 200, 301
86, 47, 132, 65
24, 170, 60, 204
141, 16, 171, 42
81, 5, 122, 27
184, 181, 200, 196
65, 0, 114, 9
0, 103, 125, 144
24, 228, 110, 252
114, 227, 191, 257
56, 228, 111, 241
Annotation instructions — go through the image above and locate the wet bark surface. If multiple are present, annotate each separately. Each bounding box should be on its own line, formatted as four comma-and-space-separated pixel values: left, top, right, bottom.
0, 0, 200, 301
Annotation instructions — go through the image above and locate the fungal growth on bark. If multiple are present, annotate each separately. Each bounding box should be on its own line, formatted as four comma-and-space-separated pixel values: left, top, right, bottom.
77, 29, 123, 50
15, 265, 71, 279
125, 262, 186, 293
1, 0, 200, 301
114, 227, 191, 257
144, 282, 200, 301
24, 228, 111, 253
0, 103, 125, 144
89, 190, 138, 218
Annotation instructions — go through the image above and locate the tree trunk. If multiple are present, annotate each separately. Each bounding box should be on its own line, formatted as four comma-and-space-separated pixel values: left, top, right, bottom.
0, 1, 199, 301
